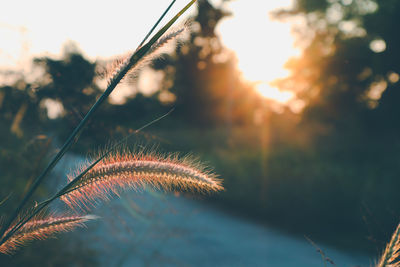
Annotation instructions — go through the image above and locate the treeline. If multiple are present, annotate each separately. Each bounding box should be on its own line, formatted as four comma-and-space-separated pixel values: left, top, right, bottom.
2, 0, 400, 256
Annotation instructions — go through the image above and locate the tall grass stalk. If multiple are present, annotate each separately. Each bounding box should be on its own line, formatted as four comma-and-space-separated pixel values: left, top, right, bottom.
1, 110, 177, 252
0, 0, 204, 254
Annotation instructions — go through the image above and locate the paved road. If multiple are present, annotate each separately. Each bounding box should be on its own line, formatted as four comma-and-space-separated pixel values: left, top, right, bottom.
58, 155, 372, 267
84, 191, 372, 267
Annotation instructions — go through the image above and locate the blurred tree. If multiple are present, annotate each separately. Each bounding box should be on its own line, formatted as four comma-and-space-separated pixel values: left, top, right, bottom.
33, 45, 122, 147
274, 0, 400, 136
0, 82, 49, 208
151, 0, 262, 127
266, 0, 400, 250
34, 46, 100, 124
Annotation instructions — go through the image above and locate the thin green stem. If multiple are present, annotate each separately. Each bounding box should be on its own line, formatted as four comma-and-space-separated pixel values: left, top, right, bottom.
0, 109, 174, 246
138, 0, 177, 49
58, 108, 174, 197
0, 0, 196, 243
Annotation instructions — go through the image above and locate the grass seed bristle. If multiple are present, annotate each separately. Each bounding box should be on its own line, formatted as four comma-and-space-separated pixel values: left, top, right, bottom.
99, 26, 186, 87
377, 223, 400, 267
0, 214, 96, 255
61, 150, 223, 210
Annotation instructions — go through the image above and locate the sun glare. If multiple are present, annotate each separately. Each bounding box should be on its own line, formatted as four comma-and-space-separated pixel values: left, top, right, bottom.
257, 83, 294, 103
217, 0, 299, 105
0, 0, 299, 107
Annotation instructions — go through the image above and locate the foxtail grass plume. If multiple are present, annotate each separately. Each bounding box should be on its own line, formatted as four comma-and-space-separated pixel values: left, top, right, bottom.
0, 214, 97, 254
99, 26, 187, 87
377, 223, 400, 267
61, 150, 223, 210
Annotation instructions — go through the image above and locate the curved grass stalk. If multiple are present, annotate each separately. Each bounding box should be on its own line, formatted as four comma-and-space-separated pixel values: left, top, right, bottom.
61, 151, 223, 210
0, 0, 197, 247
0, 214, 97, 255
0, 110, 175, 252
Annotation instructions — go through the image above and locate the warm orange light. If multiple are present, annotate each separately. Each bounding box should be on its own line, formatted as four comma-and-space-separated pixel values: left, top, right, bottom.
217, 0, 299, 104
256, 83, 294, 103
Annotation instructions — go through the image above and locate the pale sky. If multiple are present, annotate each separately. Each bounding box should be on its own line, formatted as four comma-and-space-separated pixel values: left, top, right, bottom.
0, 0, 299, 105
0, 0, 198, 71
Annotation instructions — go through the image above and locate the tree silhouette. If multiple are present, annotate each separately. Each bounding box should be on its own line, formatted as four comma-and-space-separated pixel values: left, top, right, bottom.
274, 0, 400, 136
150, 0, 262, 127
34, 49, 100, 122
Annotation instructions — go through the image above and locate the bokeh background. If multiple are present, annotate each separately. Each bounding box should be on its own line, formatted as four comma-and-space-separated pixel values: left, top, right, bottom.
1, 0, 399, 266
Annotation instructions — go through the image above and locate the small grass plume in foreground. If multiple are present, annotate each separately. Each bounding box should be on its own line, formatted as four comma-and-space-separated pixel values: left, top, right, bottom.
101, 26, 187, 86
377, 223, 400, 267
0, 214, 97, 255
61, 149, 223, 210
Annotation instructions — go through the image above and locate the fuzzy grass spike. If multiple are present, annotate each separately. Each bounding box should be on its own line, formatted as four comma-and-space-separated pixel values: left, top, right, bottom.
61, 150, 223, 210
377, 223, 400, 267
0, 214, 97, 254
101, 26, 187, 85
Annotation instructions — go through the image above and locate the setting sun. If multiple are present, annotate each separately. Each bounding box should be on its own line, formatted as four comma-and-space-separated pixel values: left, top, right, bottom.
256, 83, 294, 103
216, 0, 299, 104
0, 0, 299, 106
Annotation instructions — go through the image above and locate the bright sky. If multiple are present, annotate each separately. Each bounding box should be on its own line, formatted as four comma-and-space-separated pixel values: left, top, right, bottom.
0, 0, 196, 70
217, 0, 299, 104
0, 0, 299, 106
